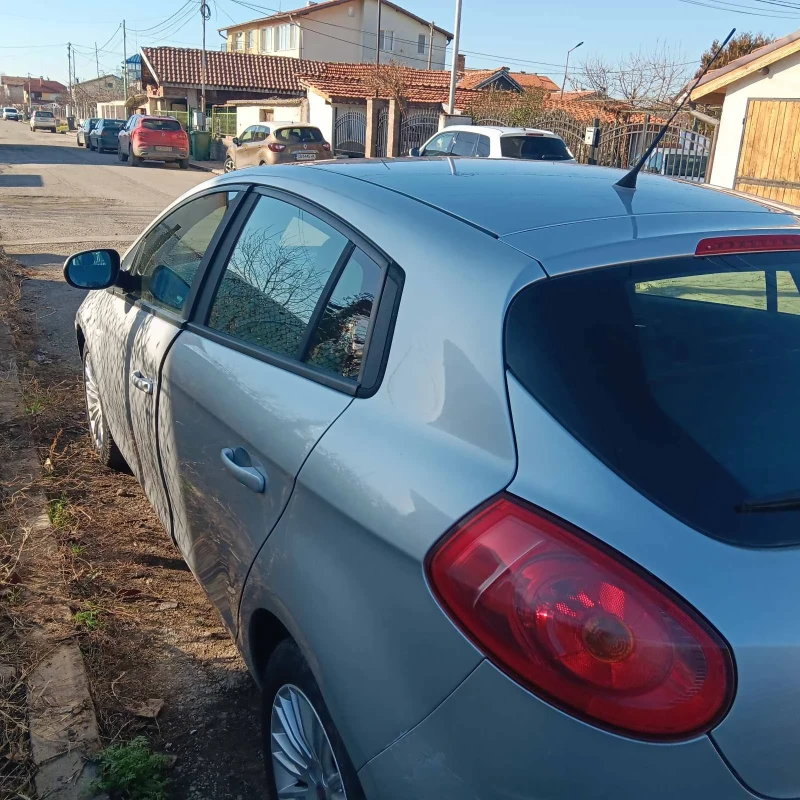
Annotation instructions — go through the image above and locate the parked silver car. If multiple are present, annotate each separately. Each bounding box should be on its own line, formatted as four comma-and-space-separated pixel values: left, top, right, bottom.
66, 158, 800, 799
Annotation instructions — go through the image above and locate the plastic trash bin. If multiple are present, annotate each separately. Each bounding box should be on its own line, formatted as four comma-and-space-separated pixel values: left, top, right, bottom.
190, 130, 211, 161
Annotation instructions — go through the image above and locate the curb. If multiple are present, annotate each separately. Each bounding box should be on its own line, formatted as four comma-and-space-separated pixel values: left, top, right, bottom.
190, 160, 224, 175
0, 314, 106, 799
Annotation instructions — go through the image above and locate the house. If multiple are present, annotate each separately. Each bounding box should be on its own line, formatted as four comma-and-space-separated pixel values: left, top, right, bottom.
140, 46, 328, 115
0, 75, 26, 104
219, 0, 452, 70
458, 67, 559, 93
72, 74, 124, 119
23, 77, 68, 109
691, 29, 800, 205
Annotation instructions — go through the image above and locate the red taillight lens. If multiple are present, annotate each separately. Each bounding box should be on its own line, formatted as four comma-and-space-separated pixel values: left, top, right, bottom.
428, 496, 733, 739
322, 142, 330, 151
267, 143, 286, 152
695, 234, 800, 255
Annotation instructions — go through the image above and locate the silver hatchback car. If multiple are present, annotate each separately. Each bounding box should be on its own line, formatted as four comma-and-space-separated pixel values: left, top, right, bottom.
66, 158, 800, 799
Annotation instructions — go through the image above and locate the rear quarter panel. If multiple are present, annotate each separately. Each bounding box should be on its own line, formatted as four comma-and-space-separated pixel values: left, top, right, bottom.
238, 182, 546, 767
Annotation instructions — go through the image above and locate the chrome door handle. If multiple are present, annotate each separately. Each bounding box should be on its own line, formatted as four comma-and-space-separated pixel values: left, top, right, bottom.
131, 370, 154, 394
220, 447, 266, 493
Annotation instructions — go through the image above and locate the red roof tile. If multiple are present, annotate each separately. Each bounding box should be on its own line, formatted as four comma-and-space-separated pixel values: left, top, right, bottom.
2, 76, 68, 93
141, 47, 327, 93
508, 72, 560, 92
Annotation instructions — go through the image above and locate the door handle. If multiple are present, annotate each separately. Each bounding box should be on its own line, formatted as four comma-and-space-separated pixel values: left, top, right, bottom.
131, 370, 154, 394
220, 447, 266, 493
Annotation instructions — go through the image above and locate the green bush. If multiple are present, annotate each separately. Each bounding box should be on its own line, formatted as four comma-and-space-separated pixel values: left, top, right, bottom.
94, 736, 170, 800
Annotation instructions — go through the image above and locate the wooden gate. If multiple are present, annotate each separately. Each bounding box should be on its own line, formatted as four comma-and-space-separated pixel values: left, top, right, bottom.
735, 99, 800, 205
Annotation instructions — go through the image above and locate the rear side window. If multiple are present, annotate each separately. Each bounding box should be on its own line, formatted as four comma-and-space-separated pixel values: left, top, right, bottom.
476, 135, 491, 157
274, 126, 324, 143
142, 118, 181, 131
207, 196, 348, 357
506, 252, 800, 547
501, 135, 570, 160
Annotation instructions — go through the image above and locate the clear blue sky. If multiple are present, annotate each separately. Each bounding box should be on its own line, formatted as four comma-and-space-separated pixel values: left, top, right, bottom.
1, 0, 797, 87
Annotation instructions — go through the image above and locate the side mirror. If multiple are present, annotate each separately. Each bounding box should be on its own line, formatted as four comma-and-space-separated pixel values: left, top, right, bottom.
63, 249, 120, 290
149, 264, 191, 310
409, 147, 421, 157
232, 137, 240, 147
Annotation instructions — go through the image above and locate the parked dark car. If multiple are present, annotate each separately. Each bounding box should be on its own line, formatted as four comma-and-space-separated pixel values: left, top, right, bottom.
76, 118, 99, 147
118, 114, 190, 169
89, 119, 124, 153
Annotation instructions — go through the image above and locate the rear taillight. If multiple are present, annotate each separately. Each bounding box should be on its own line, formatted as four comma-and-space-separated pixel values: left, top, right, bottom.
428, 496, 733, 739
268, 143, 286, 152
322, 142, 330, 151
695, 234, 800, 255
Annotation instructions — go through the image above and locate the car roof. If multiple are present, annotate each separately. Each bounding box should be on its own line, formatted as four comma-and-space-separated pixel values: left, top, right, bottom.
435, 125, 561, 137
308, 157, 792, 237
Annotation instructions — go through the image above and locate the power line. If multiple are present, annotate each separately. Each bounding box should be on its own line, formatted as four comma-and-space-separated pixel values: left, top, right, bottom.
676, 0, 800, 14
129, 0, 200, 33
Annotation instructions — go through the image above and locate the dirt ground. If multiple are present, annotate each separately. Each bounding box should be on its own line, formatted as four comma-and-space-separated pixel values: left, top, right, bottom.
0, 121, 264, 799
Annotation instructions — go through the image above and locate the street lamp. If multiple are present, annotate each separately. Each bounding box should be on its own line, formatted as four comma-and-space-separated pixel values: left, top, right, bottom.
561, 41, 584, 100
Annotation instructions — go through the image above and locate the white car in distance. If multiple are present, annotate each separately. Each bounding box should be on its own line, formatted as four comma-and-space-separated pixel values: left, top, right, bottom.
411, 125, 575, 161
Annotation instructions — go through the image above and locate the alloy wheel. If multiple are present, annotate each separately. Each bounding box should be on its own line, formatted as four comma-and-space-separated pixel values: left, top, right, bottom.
270, 685, 346, 800
224, 156, 235, 173
83, 352, 104, 451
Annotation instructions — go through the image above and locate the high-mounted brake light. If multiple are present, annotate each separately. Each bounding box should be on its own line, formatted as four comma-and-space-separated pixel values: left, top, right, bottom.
695, 234, 800, 256
428, 496, 734, 739
525, 132, 544, 137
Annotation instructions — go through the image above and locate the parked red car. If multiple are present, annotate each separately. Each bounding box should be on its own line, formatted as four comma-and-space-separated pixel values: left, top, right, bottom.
118, 115, 190, 169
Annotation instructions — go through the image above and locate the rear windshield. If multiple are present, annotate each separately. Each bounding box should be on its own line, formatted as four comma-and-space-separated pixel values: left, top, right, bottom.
4, 108, 16, 113
35, 111, 54, 118
102, 121, 123, 130
501, 135, 571, 160
274, 126, 323, 143
142, 118, 182, 131
506, 252, 800, 547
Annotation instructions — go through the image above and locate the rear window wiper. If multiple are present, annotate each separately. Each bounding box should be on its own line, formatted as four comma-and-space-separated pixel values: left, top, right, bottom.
736, 493, 800, 513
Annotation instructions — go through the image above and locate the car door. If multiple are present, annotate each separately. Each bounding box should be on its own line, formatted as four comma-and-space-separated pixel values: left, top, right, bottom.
421, 130, 456, 156
124, 188, 245, 533
157, 189, 385, 630
234, 126, 258, 168
450, 131, 478, 157
118, 115, 136, 153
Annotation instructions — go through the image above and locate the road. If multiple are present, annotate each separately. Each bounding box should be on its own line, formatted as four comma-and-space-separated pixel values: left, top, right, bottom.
0, 120, 207, 367
0, 120, 264, 799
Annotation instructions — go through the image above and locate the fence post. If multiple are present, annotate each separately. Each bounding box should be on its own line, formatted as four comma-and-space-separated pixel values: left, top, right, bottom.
366, 98, 380, 158
387, 99, 401, 157
642, 113, 650, 163
589, 116, 600, 165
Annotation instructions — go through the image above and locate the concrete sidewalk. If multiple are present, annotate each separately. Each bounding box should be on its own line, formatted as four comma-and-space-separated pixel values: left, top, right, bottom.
190, 159, 225, 175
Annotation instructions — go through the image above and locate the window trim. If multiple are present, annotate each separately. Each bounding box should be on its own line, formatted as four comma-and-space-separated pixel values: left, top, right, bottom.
379, 29, 394, 51
188, 184, 401, 397
417, 33, 426, 54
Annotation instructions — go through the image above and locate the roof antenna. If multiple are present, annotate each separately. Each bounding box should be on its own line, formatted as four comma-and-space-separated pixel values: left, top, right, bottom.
615, 28, 735, 191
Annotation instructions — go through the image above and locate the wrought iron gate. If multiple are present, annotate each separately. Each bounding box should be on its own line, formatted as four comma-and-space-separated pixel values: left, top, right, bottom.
399, 109, 438, 155
375, 107, 389, 158
334, 110, 367, 157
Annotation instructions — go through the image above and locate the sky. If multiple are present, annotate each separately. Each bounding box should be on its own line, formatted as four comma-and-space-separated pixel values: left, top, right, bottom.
0, 0, 798, 88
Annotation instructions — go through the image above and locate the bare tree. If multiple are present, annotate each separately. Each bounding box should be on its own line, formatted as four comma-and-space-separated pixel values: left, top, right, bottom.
467, 87, 546, 125
363, 60, 410, 112
576, 43, 691, 108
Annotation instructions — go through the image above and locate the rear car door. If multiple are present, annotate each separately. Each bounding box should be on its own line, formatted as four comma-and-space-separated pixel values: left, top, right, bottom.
123, 189, 244, 532
158, 189, 386, 630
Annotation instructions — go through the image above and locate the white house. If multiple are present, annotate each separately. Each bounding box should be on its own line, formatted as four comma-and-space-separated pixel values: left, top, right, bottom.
220, 0, 452, 70
692, 30, 800, 206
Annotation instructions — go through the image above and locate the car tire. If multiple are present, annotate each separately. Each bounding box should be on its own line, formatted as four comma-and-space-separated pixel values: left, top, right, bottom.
224, 156, 235, 173
130, 147, 141, 167
77, 137, 83, 147
262, 640, 365, 800
82, 349, 127, 472
118, 145, 128, 162
178, 158, 189, 170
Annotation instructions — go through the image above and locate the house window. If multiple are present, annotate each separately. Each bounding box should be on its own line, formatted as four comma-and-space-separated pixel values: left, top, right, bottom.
277, 23, 298, 51
234, 32, 244, 51
260, 26, 274, 52
379, 30, 393, 51
259, 108, 274, 122
418, 34, 426, 55
246, 30, 256, 51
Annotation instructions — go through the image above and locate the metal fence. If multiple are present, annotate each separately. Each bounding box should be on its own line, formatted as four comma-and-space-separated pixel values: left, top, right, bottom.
212, 107, 237, 137
475, 111, 714, 182
334, 110, 367, 157
163, 109, 191, 131
399, 109, 439, 155
375, 107, 389, 158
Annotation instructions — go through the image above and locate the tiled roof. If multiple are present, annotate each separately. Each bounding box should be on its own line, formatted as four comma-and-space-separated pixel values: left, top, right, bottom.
458, 69, 508, 90
300, 63, 480, 105
0, 75, 28, 86
141, 47, 327, 93
219, 0, 453, 39
2, 76, 68, 93
508, 72, 560, 92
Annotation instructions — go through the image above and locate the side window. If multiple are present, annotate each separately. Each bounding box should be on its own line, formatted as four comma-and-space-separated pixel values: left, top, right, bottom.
240, 127, 255, 144
131, 191, 237, 313
422, 131, 455, 156
451, 131, 478, 157
305, 249, 382, 380
207, 195, 348, 357
476, 135, 491, 157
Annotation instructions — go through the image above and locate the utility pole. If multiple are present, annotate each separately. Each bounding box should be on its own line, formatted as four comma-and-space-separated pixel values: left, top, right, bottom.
201, 2, 211, 120
375, 0, 382, 66
95, 42, 100, 78
67, 43, 72, 94
446, 0, 463, 114
427, 21, 433, 70
122, 19, 128, 107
